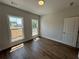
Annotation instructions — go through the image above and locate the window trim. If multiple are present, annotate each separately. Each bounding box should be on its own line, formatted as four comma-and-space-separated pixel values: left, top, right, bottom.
8, 15, 25, 42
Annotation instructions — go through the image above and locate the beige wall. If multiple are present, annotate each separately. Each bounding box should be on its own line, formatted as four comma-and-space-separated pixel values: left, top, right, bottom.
0, 3, 40, 51
41, 6, 79, 47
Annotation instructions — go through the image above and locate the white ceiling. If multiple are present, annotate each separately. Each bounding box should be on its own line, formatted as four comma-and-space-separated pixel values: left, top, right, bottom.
0, 0, 79, 15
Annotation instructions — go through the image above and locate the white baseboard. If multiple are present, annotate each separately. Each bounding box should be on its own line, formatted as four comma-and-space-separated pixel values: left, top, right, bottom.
41, 35, 76, 48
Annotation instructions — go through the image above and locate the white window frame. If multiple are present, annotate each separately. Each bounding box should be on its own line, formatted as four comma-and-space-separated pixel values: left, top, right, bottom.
8, 15, 25, 42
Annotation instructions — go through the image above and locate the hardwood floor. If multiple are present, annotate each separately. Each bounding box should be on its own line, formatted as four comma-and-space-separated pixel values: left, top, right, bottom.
0, 37, 78, 59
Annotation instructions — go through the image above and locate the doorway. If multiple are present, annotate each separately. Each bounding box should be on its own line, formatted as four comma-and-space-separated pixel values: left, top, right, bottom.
63, 17, 79, 47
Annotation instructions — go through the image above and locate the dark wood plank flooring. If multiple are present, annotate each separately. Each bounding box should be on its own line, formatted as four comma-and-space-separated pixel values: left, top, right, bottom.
0, 37, 78, 59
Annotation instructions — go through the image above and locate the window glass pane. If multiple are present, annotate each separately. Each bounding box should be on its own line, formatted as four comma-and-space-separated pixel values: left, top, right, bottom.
8, 16, 24, 42
32, 19, 38, 36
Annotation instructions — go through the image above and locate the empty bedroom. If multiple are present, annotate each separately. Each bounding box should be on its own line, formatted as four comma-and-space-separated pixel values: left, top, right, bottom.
0, 0, 79, 59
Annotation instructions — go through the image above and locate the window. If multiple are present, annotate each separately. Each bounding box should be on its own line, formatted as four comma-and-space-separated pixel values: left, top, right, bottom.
32, 19, 38, 36
8, 16, 24, 42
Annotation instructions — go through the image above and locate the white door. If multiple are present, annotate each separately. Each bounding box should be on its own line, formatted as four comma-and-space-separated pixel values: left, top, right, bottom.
63, 17, 79, 47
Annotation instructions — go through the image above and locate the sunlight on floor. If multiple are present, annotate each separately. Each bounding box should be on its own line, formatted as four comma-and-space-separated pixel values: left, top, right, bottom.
34, 37, 40, 41
10, 43, 24, 52
10, 38, 39, 52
